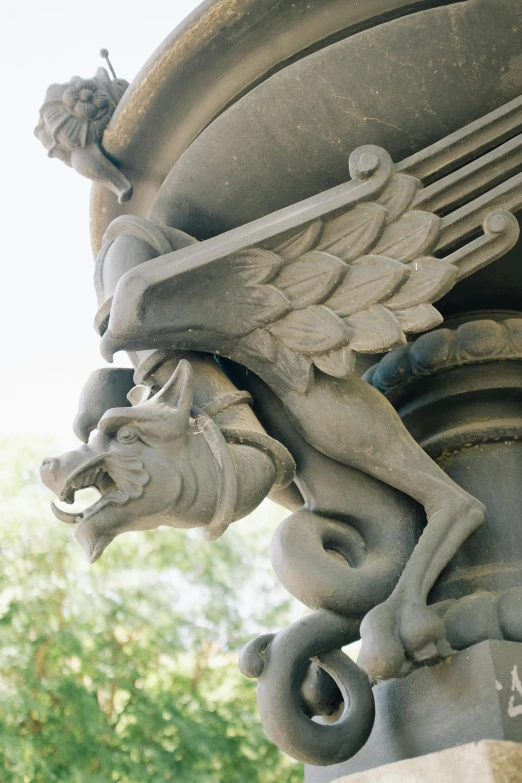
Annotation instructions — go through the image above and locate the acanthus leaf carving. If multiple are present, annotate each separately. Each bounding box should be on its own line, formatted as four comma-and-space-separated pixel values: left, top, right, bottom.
236, 328, 314, 394
98, 126, 521, 401
346, 305, 406, 353
272, 340, 314, 393
231, 247, 284, 285
137, 247, 292, 338
385, 257, 457, 310
39, 90, 522, 770
376, 174, 421, 222
272, 220, 323, 261
313, 345, 356, 378
269, 305, 350, 355
238, 327, 278, 363
392, 303, 444, 333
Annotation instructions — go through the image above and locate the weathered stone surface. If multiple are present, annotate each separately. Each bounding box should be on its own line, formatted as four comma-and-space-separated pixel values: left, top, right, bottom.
332, 741, 522, 783
155, 0, 522, 241
90, 0, 477, 252
36, 0, 522, 772
307, 641, 522, 782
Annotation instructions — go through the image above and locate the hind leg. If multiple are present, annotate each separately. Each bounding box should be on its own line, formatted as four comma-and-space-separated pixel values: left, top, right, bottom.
285, 374, 485, 679
357, 490, 484, 680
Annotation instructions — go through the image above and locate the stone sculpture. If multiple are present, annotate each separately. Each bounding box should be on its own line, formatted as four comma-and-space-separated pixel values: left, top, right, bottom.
35, 0, 522, 774
35, 53, 132, 202
41, 357, 295, 561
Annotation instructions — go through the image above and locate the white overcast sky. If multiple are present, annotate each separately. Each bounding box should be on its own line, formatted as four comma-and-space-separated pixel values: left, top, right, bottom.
1, 0, 203, 447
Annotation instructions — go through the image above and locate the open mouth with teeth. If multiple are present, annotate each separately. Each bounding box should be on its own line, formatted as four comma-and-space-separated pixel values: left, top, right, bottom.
51, 453, 150, 525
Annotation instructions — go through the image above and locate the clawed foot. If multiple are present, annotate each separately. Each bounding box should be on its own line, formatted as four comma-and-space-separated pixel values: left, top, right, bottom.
358, 597, 448, 680
357, 490, 485, 681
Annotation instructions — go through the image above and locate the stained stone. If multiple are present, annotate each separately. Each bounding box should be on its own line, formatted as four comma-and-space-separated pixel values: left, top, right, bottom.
35, 0, 522, 774
332, 741, 522, 783
306, 641, 522, 782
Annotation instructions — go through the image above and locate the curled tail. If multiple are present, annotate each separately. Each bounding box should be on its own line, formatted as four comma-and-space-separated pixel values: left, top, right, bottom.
240, 506, 416, 764
239, 609, 374, 765
271, 508, 417, 618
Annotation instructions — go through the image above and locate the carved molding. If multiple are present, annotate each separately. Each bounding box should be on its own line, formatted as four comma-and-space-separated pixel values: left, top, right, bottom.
365, 317, 522, 395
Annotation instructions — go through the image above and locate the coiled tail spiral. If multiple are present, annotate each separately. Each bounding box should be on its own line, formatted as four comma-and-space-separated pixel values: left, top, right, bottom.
239, 609, 375, 765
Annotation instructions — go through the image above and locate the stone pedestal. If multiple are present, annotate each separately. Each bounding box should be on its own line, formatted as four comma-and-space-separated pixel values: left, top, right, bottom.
332, 741, 522, 783
306, 641, 522, 782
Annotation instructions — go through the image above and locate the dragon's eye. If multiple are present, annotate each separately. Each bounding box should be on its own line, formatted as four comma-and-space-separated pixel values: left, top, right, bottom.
116, 426, 138, 444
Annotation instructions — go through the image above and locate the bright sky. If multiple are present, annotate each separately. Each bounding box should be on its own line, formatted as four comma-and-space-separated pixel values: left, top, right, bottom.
1, 0, 203, 448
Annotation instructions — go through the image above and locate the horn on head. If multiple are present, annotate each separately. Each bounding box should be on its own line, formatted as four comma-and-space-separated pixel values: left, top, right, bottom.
149, 359, 194, 416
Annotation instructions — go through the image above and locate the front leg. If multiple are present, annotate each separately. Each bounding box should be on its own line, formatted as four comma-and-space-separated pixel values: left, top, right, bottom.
358, 489, 484, 680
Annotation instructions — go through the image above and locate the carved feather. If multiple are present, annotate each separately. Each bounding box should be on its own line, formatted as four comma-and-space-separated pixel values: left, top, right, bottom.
101, 97, 522, 396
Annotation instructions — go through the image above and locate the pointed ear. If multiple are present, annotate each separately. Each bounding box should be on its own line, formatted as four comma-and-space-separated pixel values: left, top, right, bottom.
127, 384, 152, 406
150, 360, 193, 421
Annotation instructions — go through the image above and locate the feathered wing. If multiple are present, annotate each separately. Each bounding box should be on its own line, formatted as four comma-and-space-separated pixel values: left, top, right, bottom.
101, 184, 518, 395
226, 188, 515, 393
102, 97, 522, 395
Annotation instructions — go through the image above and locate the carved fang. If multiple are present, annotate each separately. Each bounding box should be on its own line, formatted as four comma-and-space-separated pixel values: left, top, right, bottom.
50, 501, 80, 524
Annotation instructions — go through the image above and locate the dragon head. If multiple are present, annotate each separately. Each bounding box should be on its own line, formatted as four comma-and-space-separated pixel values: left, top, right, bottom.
40, 360, 223, 562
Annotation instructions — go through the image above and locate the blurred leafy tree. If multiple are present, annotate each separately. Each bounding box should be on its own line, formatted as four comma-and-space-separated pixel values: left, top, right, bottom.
0, 435, 303, 782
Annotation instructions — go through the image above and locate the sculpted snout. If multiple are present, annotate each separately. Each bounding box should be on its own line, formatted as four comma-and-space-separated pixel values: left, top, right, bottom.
40, 359, 272, 563
40, 433, 151, 563
40, 445, 102, 498
40, 457, 60, 490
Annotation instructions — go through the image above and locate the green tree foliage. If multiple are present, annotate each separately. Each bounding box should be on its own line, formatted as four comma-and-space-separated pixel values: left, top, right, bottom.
0, 436, 303, 782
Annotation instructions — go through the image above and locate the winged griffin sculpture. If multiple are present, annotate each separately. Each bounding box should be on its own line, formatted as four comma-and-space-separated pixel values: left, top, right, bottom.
40, 93, 522, 765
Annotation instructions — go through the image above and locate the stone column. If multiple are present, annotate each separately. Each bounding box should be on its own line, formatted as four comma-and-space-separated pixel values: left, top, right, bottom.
306, 316, 522, 781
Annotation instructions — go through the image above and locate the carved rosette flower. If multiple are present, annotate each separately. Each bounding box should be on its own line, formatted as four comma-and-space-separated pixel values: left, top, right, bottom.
35, 68, 128, 160
61, 77, 111, 138
35, 67, 133, 202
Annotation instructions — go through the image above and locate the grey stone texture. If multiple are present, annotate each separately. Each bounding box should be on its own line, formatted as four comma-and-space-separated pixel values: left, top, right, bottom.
332, 741, 522, 783
35, 0, 522, 772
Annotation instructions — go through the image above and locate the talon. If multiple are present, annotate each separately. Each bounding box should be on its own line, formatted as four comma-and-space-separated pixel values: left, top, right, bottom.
412, 641, 440, 664
399, 603, 446, 653
359, 597, 449, 681
399, 659, 415, 677
436, 637, 454, 658
358, 601, 406, 680
358, 638, 406, 681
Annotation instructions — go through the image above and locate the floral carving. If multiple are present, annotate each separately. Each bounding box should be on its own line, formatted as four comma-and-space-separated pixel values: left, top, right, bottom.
62, 77, 112, 131
37, 72, 522, 769
35, 66, 132, 202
